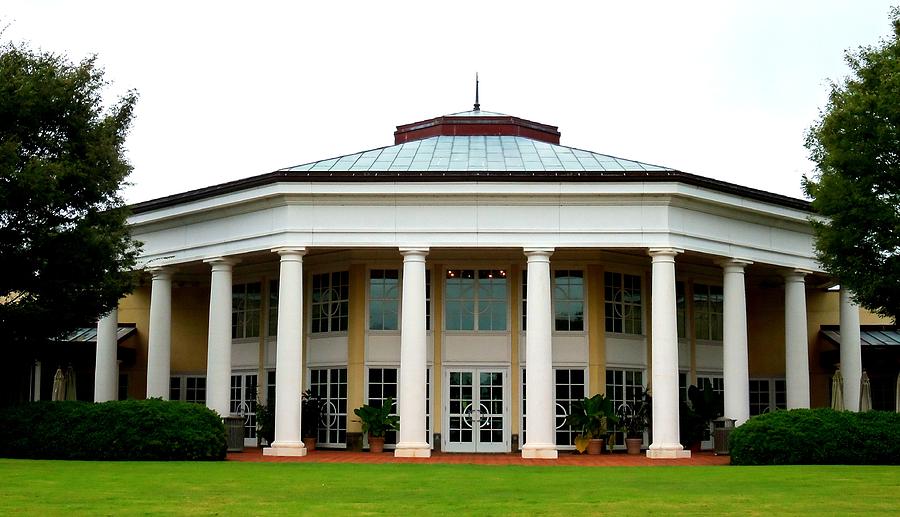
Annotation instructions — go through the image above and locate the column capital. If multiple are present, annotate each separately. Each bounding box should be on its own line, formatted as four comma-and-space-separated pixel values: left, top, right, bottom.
782, 268, 812, 281
648, 247, 683, 260
203, 256, 239, 271
399, 247, 429, 259
840, 287, 859, 302
147, 266, 175, 279
272, 247, 307, 258
717, 258, 753, 270
523, 247, 554, 260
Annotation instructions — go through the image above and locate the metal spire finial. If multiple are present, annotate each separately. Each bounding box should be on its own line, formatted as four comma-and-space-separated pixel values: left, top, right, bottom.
473, 72, 480, 112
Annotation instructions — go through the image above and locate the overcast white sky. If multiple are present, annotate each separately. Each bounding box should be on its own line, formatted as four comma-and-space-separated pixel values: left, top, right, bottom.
3, 1, 898, 204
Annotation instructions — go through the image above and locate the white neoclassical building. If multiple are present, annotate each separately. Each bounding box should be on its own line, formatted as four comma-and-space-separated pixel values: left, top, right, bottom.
84, 104, 886, 459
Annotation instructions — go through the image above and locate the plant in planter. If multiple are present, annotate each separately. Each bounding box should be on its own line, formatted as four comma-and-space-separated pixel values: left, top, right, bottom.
353, 397, 399, 453
618, 389, 650, 455
566, 394, 619, 455
255, 392, 275, 447
680, 379, 723, 451
301, 390, 325, 451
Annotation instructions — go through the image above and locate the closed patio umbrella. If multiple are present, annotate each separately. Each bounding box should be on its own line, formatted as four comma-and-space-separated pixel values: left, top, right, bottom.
831, 368, 844, 411
64, 365, 77, 401
859, 370, 872, 412
895, 373, 900, 413
51, 368, 65, 401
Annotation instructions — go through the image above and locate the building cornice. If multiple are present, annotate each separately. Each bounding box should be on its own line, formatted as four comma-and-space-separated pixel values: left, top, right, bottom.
130, 169, 812, 215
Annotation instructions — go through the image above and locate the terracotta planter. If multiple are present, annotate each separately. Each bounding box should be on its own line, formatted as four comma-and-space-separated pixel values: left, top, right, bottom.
587, 438, 604, 455
368, 435, 385, 453
303, 437, 316, 451
625, 437, 642, 455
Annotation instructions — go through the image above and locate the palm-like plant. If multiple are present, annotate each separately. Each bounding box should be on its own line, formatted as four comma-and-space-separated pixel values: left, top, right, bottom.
353, 397, 400, 438
566, 394, 619, 453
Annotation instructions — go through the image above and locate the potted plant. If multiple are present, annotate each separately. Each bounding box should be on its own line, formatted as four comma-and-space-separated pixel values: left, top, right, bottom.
680, 380, 723, 452
618, 390, 650, 455
567, 394, 619, 455
353, 397, 399, 453
301, 390, 325, 451
255, 392, 275, 447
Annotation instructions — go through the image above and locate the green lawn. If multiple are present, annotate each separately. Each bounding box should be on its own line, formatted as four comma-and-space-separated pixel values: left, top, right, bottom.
1, 460, 898, 515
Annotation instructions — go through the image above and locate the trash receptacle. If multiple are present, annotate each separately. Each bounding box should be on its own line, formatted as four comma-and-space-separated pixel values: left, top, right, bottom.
713, 417, 736, 455
223, 416, 245, 452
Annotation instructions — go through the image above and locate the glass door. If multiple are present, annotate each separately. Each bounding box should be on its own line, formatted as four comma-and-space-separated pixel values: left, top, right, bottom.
230, 373, 258, 447
445, 368, 508, 453
309, 368, 348, 448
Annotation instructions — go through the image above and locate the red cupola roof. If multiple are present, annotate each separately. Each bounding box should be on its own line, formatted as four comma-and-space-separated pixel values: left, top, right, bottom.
394, 108, 561, 145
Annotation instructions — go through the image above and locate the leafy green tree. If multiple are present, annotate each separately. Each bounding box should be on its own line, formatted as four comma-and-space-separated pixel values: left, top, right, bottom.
0, 42, 140, 347
804, 8, 900, 322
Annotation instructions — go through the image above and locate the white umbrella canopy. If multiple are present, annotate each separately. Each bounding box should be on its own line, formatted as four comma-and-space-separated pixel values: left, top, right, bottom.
51, 368, 65, 401
831, 368, 844, 411
859, 370, 872, 412
64, 365, 77, 401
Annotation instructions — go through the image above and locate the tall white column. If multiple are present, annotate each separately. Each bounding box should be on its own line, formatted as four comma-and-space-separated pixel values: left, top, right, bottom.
146, 268, 173, 399
840, 288, 862, 412
265, 248, 307, 457
395, 248, 431, 458
720, 259, 752, 425
522, 248, 557, 459
205, 257, 237, 416
784, 270, 811, 409
94, 308, 119, 402
647, 248, 690, 458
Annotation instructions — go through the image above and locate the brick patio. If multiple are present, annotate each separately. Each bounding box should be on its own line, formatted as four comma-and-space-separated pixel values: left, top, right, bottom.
228, 447, 730, 466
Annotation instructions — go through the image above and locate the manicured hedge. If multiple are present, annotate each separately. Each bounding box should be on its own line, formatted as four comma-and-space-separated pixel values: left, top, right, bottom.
0, 399, 227, 460
729, 408, 900, 465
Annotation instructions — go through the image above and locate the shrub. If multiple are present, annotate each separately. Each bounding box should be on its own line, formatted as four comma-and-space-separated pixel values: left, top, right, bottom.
0, 399, 227, 460
729, 408, 900, 465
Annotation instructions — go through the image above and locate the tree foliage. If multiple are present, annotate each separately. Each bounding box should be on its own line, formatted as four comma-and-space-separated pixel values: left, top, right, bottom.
0, 42, 140, 346
804, 8, 900, 322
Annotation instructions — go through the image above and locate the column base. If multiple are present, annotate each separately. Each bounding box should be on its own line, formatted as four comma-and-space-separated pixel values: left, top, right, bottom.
646, 443, 691, 459
521, 443, 558, 459
263, 442, 308, 457
394, 442, 432, 458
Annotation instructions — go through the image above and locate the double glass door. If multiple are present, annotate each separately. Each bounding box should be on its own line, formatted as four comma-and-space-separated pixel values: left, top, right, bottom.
445, 369, 508, 452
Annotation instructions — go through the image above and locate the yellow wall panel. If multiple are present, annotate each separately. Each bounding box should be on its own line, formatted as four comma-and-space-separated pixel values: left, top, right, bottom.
587, 265, 605, 395
347, 264, 366, 433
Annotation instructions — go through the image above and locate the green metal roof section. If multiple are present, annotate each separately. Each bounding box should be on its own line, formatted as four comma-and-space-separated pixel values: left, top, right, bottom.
280, 136, 673, 173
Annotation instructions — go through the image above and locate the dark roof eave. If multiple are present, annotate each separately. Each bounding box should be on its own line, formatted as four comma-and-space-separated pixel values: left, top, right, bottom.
130, 169, 813, 215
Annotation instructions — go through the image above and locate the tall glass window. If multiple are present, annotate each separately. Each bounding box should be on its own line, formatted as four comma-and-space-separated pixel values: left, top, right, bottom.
169, 376, 206, 404
522, 368, 587, 447
694, 283, 724, 341
268, 279, 278, 337
445, 269, 508, 331
521, 269, 527, 331
311, 271, 349, 334
425, 269, 432, 331
750, 378, 787, 416
604, 272, 642, 334
232, 282, 261, 339
676, 281, 686, 339
554, 270, 584, 331
369, 269, 400, 331
606, 368, 645, 446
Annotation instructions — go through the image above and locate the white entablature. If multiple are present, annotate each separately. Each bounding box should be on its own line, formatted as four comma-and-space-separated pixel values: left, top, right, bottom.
128, 179, 819, 272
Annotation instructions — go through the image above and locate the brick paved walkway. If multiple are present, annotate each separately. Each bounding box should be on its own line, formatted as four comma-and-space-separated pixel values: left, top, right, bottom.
228, 447, 730, 466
